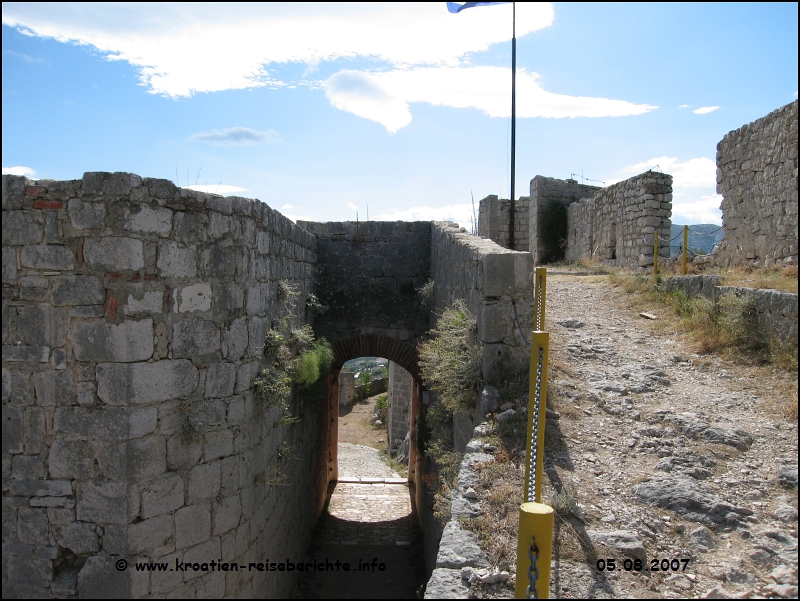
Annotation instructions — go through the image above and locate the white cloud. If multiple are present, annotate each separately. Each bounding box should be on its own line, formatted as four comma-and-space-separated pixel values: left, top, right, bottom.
672, 194, 722, 224
693, 106, 719, 114
325, 66, 657, 132
347, 203, 358, 211
373, 204, 474, 229
282, 204, 294, 210
185, 184, 248, 195
188, 127, 281, 146
2, 165, 37, 177
679, 104, 689, 108
1, 3, 554, 97
2, 49, 47, 64
616, 156, 716, 188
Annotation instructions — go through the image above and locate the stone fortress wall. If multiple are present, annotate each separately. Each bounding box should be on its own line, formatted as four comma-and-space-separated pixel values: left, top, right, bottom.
478, 172, 673, 271
565, 171, 673, 270
477, 195, 531, 252
2, 173, 328, 598
387, 361, 413, 451
529, 176, 600, 264
715, 100, 798, 267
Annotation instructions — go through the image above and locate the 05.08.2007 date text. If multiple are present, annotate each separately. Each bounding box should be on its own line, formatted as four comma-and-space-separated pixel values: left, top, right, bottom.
596, 558, 691, 572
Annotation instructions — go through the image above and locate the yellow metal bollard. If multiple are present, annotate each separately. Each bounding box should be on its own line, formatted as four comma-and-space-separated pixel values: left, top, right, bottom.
653, 230, 660, 276
533, 267, 547, 331
515, 503, 554, 599
517, 331, 551, 598
682, 225, 688, 275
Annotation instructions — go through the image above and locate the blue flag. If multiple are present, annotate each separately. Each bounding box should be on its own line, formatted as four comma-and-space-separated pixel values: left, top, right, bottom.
447, 2, 510, 14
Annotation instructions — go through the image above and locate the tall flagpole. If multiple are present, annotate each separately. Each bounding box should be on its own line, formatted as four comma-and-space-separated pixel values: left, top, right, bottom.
509, 2, 516, 250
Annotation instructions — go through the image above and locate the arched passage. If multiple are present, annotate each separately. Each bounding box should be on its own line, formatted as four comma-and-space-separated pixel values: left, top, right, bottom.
325, 334, 423, 495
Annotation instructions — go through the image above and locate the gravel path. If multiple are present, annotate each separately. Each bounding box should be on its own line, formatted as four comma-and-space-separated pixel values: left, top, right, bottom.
338, 442, 400, 478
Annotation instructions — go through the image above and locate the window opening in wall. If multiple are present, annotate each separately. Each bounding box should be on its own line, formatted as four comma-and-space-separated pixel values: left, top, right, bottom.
609, 222, 617, 260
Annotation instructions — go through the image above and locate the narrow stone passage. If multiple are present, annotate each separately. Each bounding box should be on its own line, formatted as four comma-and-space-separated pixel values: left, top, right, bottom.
293, 445, 427, 599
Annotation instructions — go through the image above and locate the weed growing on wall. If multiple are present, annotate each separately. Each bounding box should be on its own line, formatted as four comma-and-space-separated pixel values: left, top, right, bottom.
416, 279, 435, 314
418, 300, 482, 519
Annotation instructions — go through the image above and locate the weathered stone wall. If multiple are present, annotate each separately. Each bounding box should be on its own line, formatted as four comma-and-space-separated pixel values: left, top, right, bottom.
663, 275, 798, 346
477, 195, 530, 251
565, 171, 673, 271
716, 100, 798, 266
338, 372, 354, 407
430, 222, 533, 385
2, 173, 329, 598
296, 220, 431, 377
529, 176, 600, 264
387, 362, 412, 450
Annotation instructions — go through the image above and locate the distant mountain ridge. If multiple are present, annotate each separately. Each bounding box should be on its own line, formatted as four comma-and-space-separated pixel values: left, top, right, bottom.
669, 224, 725, 256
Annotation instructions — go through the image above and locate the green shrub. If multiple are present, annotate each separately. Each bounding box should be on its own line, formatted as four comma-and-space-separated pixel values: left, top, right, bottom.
375, 393, 389, 412
538, 199, 568, 263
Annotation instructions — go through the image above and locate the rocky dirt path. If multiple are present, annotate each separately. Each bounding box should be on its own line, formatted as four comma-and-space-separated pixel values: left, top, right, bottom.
530, 274, 799, 599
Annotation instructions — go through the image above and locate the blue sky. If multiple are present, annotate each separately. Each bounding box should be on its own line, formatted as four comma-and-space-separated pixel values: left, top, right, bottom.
2, 2, 797, 226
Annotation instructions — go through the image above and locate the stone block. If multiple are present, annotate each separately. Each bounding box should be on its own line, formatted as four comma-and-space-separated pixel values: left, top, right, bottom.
77, 381, 96, 406
68, 198, 106, 230
101, 524, 126, 555
82, 171, 142, 196
125, 204, 173, 236
33, 370, 75, 406
204, 429, 234, 462
167, 432, 203, 471
96, 359, 198, 405
215, 282, 245, 318
178, 282, 212, 313
47, 507, 75, 525
10, 478, 72, 497
19, 243, 76, 270
204, 363, 237, 398
129, 435, 167, 481
2, 211, 42, 245
181, 537, 221, 581
12, 454, 45, 479
3, 344, 50, 363
97, 442, 127, 481
84, 237, 144, 272
141, 473, 185, 519
173, 212, 208, 244
128, 513, 174, 556
3, 405, 23, 454
188, 462, 221, 502
69, 305, 104, 318
48, 439, 97, 479
212, 495, 241, 536
54, 406, 127, 441
175, 503, 211, 549
77, 555, 131, 598
203, 246, 237, 278
126, 290, 163, 315
235, 362, 259, 394
17, 507, 49, 544
72, 318, 153, 362
172, 319, 220, 363
17, 306, 69, 347
247, 316, 268, 358
3, 245, 18, 282
58, 521, 99, 554
4, 370, 34, 405
157, 240, 197, 278
51, 348, 67, 369
221, 317, 248, 361
23, 406, 45, 453
7, 556, 52, 590
77, 480, 135, 524
129, 406, 158, 438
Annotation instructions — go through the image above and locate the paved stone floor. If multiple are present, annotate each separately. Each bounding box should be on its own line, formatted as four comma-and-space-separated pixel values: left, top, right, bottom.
293, 455, 427, 598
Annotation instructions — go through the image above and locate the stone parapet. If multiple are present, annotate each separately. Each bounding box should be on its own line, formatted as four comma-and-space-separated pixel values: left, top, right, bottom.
2, 172, 328, 598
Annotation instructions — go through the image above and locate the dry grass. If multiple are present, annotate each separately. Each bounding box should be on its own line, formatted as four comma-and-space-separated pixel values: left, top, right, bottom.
714, 264, 798, 294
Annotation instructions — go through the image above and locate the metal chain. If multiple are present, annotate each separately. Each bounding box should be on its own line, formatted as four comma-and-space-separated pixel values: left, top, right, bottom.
526, 535, 540, 599
527, 346, 544, 503
535, 275, 543, 331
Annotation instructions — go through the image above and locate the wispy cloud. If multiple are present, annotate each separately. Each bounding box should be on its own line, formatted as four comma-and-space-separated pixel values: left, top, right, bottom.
615, 156, 716, 188
374, 204, 474, 229
2, 49, 47, 64
679, 104, 690, 108
693, 106, 719, 114
347, 203, 358, 212
324, 67, 657, 132
2, 166, 37, 177
185, 184, 248, 195
188, 127, 281, 146
671, 193, 722, 224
